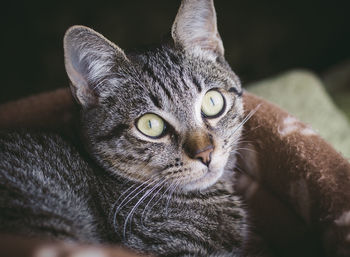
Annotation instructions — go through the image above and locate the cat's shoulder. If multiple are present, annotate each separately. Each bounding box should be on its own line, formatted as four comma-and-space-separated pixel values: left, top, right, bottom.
0, 131, 102, 241
0, 130, 96, 198
0, 131, 88, 176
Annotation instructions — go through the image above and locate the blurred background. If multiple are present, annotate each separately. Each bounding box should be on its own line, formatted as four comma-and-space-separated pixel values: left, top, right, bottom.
1, 0, 349, 118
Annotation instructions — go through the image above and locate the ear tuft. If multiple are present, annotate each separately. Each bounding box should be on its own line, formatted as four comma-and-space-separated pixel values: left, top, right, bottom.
171, 0, 224, 56
63, 25, 128, 107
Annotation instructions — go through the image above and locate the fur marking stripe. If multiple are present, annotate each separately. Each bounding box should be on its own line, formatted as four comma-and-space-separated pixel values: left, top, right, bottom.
192, 76, 202, 93
228, 87, 243, 97
96, 124, 129, 141
143, 63, 172, 101
149, 93, 162, 109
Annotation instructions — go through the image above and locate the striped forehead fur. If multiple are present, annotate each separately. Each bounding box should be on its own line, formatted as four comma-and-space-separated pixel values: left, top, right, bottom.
109, 45, 242, 118
79, 44, 245, 187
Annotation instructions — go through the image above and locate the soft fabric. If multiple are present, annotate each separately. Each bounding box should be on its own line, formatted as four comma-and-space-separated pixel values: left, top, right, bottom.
0, 87, 350, 257
323, 60, 350, 121
0, 88, 76, 133
246, 70, 350, 160
241, 92, 350, 257
0, 234, 140, 257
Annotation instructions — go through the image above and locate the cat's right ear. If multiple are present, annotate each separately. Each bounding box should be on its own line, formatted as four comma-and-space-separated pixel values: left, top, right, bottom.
64, 26, 128, 107
171, 0, 224, 56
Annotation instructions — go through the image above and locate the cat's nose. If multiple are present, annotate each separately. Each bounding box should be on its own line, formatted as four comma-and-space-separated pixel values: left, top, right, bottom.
183, 131, 214, 167
194, 145, 214, 166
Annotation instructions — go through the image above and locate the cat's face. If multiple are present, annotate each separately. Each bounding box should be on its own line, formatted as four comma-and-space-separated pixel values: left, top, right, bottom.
64, 0, 244, 192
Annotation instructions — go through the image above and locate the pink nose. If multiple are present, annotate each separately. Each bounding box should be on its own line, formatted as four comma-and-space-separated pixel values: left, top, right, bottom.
193, 145, 214, 166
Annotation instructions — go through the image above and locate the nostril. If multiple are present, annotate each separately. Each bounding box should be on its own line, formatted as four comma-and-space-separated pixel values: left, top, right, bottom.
194, 146, 214, 166
196, 154, 211, 166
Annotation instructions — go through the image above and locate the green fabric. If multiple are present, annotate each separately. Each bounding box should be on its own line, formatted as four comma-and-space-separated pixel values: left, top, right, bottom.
246, 70, 350, 160
323, 61, 350, 121
333, 93, 350, 120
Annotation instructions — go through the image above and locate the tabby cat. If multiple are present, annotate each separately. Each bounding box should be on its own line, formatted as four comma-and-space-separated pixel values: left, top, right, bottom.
0, 0, 262, 256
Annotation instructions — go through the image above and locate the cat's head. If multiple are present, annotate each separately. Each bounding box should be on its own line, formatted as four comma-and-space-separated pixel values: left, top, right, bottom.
63, 0, 244, 192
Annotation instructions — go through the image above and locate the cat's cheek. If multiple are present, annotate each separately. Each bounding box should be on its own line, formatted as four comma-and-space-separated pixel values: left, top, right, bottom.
211, 149, 230, 168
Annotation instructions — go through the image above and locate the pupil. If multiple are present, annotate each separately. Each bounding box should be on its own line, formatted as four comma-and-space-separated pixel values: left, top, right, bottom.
148, 120, 152, 129
210, 97, 215, 106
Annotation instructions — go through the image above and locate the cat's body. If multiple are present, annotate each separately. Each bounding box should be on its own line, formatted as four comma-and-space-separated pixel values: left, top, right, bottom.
0, 0, 261, 256
0, 131, 246, 256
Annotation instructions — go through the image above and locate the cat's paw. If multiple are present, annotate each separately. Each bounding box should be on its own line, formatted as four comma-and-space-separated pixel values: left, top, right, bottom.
34, 243, 142, 257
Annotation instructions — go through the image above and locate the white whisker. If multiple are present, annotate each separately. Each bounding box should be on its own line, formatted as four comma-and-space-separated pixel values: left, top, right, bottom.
129, 179, 166, 229
113, 177, 158, 233
165, 180, 181, 216
111, 184, 136, 231
143, 181, 174, 221
141, 181, 168, 227
235, 147, 258, 154
123, 179, 166, 238
232, 104, 261, 136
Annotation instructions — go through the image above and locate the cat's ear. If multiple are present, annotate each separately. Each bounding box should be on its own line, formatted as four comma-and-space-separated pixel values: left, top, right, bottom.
64, 25, 128, 107
171, 0, 224, 56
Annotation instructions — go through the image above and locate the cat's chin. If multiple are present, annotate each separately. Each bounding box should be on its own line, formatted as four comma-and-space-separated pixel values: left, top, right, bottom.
181, 166, 225, 192
181, 151, 231, 192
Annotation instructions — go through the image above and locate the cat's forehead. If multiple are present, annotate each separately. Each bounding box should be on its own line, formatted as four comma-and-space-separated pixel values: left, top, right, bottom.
131, 47, 231, 108
104, 46, 238, 125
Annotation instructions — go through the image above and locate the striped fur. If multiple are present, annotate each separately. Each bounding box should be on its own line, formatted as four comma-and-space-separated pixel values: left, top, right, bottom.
0, 0, 266, 256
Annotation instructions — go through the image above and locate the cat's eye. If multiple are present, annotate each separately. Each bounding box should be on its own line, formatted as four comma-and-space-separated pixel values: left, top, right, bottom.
201, 90, 225, 118
136, 113, 165, 138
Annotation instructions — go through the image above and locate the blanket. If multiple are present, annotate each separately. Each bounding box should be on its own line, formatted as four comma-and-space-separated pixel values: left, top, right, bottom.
247, 70, 350, 159
0, 75, 350, 257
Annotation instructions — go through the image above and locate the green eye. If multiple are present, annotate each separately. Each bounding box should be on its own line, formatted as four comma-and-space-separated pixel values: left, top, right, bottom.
136, 113, 165, 138
201, 90, 225, 118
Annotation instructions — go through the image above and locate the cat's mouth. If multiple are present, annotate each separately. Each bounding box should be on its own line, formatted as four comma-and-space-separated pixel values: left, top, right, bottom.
181, 152, 230, 192
182, 166, 225, 192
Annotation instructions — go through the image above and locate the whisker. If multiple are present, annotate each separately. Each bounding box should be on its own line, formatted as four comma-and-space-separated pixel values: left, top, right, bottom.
111, 184, 136, 230
123, 179, 166, 238
115, 178, 156, 213
165, 180, 181, 216
232, 104, 261, 136
111, 184, 136, 211
236, 139, 254, 144
141, 181, 168, 227
143, 180, 174, 220
235, 147, 258, 154
129, 179, 167, 228
113, 177, 158, 233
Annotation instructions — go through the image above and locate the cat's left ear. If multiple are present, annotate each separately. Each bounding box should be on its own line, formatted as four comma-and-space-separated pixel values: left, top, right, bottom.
171, 0, 224, 56
64, 25, 128, 107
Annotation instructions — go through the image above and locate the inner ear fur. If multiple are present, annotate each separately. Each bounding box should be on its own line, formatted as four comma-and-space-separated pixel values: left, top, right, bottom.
171, 0, 224, 56
63, 25, 128, 107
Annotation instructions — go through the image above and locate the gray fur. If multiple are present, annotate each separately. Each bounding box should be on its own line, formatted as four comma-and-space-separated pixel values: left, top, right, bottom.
0, 0, 265, 256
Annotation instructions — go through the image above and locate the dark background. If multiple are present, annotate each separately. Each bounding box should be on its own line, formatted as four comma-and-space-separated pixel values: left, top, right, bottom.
1, 0, 349, 104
